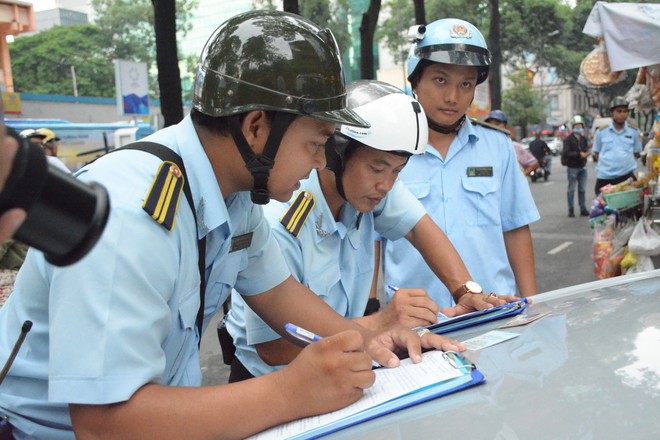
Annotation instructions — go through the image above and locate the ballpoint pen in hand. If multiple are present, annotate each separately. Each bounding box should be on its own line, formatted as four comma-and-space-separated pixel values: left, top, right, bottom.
387, 284, 447, 321
285, 323, 380, 368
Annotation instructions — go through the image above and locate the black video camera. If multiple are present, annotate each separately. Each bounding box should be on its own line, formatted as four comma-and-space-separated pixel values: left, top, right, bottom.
0, 130, 110, 266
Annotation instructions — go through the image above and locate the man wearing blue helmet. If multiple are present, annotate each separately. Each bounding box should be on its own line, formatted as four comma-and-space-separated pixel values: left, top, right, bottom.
381, 18, 540, 309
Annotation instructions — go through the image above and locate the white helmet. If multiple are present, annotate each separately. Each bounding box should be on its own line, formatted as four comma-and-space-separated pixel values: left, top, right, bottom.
570, 115, 586, 128
326, 80, 427, 200
338, 80, 427, 155
19, 128, 42, 139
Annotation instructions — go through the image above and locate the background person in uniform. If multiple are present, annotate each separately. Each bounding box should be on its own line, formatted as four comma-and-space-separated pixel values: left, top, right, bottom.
561, 115, 590, 217
381, 18, 540, 309
529, 131, 553, 175
225, 80, 517, 383
592, 97, 642, 196
0, 11, 456, 440
485, 109, 539, 177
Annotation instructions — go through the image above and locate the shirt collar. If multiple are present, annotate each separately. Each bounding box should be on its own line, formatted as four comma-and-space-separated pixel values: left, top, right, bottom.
425, 117, 479, 160
303, 171, 361, 243
171, 115, 229, 239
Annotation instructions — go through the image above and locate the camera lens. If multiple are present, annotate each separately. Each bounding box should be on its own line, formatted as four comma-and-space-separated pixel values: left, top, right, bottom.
0, 136, 110, 266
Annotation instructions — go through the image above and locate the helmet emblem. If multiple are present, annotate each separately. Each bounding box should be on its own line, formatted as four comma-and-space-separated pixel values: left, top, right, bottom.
450, 24, 472, 39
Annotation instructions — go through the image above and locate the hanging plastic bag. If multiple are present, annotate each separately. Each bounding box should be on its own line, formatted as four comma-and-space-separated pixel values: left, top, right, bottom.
624, 254, 655, 275
628, 218, 660, 256
592, 214, 620, 279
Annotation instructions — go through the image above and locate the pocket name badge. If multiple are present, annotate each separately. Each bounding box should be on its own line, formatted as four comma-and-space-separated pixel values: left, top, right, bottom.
467, 166, 494, 177
229, 232, 253, 253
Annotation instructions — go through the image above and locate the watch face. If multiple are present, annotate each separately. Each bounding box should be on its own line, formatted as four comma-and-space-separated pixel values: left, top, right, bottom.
465, 281, 483, 294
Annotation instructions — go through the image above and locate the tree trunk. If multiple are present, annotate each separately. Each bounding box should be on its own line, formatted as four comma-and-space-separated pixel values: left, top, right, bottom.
283, 0, 299, 14
413, 0, 425, 24
488, 0, 502, 111
360, 0, 381, 80
152, 0, 183, 127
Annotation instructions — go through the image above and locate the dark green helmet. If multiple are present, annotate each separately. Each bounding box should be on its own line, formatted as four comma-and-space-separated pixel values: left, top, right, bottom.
192, 10, 368, 128
609, 96, 629, 112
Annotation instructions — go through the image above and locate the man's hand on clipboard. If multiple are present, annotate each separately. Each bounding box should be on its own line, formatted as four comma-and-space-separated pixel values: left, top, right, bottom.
450, 292, 524, 317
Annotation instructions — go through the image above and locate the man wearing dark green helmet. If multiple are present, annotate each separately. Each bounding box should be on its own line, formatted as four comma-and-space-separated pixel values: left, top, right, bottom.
0, 11, 464, 439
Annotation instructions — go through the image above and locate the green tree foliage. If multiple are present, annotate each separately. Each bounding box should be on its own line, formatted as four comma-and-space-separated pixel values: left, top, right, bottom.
10, 0, 195, 99
10, 25, 115, 97
92, 0, 195, 98
300, 0, 352, 57
502, 67, 545, 137
92, 0, 195, 64
254, 0, 351, 57
378, 0, 414, 68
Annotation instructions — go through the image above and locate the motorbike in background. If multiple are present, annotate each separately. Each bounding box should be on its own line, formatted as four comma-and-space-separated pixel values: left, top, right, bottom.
529, 156, 552, 182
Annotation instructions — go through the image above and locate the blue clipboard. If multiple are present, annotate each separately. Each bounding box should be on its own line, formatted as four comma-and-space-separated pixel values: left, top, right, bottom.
287, 352, 484, 440
427, 298, 529, 335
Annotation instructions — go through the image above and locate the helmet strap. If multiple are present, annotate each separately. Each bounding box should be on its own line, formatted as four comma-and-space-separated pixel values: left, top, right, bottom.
228, 112, 295, 205
427, 115, 466, 135
326, 134, 351, 200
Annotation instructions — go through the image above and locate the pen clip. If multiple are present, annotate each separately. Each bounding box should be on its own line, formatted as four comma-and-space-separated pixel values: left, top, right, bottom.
442, 351, 476, 371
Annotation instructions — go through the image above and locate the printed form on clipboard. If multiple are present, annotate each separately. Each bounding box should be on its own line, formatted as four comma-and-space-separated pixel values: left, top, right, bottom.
428, 298, 529, 335
248, 350, 484, 440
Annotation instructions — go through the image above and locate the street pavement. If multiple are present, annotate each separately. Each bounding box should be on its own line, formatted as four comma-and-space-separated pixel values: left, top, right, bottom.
200, 157, 634, 385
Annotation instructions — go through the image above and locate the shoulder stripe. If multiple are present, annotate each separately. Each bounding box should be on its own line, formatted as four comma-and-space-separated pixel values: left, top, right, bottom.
470, 117, 512, 136
280, 191, 315, 237
143, 161, 184, 231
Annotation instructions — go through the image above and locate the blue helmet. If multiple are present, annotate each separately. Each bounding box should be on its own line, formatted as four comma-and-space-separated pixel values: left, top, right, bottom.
485, 109, 508, 125
407, 18, 491, 85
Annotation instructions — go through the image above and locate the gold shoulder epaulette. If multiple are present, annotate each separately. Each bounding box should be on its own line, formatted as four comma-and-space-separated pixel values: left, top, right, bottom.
470, 117, 511, 136
142, 161, 184, 231
280, 190, 315, 238
628, 122, 639, 131
598, 124, 608, 131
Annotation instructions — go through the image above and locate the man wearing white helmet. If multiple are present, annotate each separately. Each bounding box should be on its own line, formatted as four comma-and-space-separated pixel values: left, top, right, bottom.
561, 115, 590, 217
0, 11, 460, 439
225, 80, 515, 382
381, 18, 540, 309
19, 128, 71, 174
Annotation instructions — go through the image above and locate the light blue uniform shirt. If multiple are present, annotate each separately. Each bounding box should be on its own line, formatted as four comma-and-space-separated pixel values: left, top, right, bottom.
226, 170, 425, 377
382, 118, 539, 308
593, 122, 642, 179
0, 116, 290, 439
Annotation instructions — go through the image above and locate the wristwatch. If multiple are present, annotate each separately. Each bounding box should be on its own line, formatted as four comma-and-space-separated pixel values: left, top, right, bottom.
452, 281, 483, 301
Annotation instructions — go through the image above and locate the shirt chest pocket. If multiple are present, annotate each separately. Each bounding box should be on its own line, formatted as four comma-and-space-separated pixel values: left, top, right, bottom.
405, 181, 431, 201
304, 266, 341, 301
460, 176, 501, 226
161, 288, 200, 384
208, 250, 248, 313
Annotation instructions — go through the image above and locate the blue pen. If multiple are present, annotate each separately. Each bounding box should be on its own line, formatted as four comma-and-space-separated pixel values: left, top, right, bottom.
386, 284, 399, 296
285, 323, 323, 345
285, 323, 380, 368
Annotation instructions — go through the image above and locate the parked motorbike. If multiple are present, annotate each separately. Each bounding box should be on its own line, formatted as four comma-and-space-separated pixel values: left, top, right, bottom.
530, 159, 550, 182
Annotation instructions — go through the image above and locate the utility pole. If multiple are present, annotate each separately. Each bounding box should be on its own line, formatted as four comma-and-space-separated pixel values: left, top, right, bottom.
70, 65, 78, 97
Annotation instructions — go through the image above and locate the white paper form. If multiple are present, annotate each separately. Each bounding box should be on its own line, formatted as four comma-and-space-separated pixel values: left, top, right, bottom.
249, 350, 463, 440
